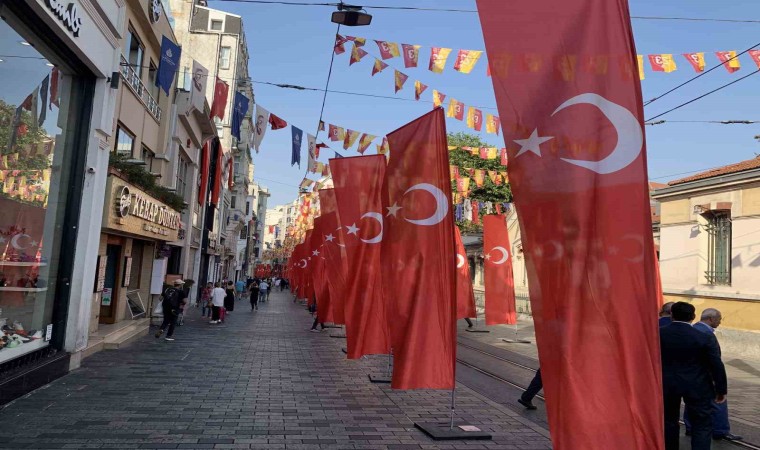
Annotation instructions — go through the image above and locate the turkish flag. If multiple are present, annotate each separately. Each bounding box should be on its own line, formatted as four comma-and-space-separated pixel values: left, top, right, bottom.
209, 77, 228, 120
318, 188, 347, 325
455, 227, 477, 319
478, 0, 664, 448
483, 215, 516, 325
382, 108, 456, 389
310, 216, 332, 322
330, 155, 391, 358
198, 140, 210, 205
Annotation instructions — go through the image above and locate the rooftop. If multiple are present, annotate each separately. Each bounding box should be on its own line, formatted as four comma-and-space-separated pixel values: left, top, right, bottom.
668, 156, 760, 186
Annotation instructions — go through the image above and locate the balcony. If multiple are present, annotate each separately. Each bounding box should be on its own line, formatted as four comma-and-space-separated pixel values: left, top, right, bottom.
120, 55, 162, 122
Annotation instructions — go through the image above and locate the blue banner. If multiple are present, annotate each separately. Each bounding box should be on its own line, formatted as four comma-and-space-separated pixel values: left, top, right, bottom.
291, 126, 303, 167
156, 36, 181, 96
231, 91, 249, 141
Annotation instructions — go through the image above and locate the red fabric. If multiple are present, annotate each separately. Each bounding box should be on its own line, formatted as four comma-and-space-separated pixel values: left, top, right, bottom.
317, 189, 346, 325
478, 0, 664, 448
302, 230, 315, 304
210, 143, 224, 206
227, 156, 234, 189
471, 201, 480, 225
210, 77, 228, 120
483, 215, 516, 325
455, 227, 477, 319
374, 40, 396, 60
198, 141, 210, 205
310, 217, 331, 322
401, 44, 419, 68
715, 51, 740, 73
269, 113, 287, 130
382, 108, 456, 389
331, 155, 391, 359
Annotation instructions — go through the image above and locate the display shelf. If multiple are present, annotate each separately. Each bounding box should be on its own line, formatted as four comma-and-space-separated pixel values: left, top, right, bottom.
0, 287, 47, 292
0, 261, 48, 267
0, 338, 48, 363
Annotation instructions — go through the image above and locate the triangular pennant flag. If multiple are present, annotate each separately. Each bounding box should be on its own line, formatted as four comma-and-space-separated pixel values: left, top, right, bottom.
346, 35, 365, 46
343, 129, 360, 149
318, 120, 326, 131
372, 58, 389, 76
357, 133, 376, 154
429, 47, 453, 73
376, 136, 390, 156
414, 80, 428, 101
315, 142, 328, 159
394, 70, 409, 93
432, 90, 446, 108
648, 54, 677, 73
375, 40, 400, 59
334, 34, 349, 54
269, 113, 287, 130
453, 50, 483, 74
350, 44, 368, 65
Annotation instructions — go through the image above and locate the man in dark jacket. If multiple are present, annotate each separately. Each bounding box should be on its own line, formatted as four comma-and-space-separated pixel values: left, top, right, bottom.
155, 279, 186, 341
660, 302, 727, 450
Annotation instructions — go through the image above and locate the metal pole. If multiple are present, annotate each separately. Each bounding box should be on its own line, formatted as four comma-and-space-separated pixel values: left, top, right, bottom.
449, 387, 456, 429
386, 349, 392, 378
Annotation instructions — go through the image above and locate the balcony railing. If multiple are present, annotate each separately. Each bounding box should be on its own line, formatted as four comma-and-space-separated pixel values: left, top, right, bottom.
120, 55, 162, 122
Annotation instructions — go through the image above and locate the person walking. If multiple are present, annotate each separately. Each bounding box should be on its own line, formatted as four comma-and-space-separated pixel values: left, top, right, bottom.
155, 279, 186, 341
210, 282, 226, 324
224, 281, 236, 313
235, 278, 245, 302
684, 308, 743, 442
660, 302, 727, 450
659, 301, 675, 327
200, 282, 213, 318
309, 297, 325, 332
249, 279, 259, 311
258, 279, 269, 305
518, 369, 542, 410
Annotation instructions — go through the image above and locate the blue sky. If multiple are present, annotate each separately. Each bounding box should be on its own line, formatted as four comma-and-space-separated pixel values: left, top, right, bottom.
207, 0, 760, 206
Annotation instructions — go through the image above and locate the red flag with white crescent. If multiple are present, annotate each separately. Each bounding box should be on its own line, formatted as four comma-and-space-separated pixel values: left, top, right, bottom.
318, 188, 346, 324
483, 215, 516, 325
330, 155, 391, 359
478, 0, 663, 448
382, 108, 456, 389
310, 217, 332, 322
455, 227, 477, 319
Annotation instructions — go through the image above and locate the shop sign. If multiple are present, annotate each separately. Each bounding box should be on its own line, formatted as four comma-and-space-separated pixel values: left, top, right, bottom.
101, 287, 112, 306
104, 177, 181, 241
149, 0, 162, 24
44, 0, 83, 37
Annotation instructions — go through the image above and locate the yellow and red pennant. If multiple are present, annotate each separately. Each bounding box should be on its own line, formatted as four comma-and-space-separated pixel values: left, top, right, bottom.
414, 80, 428, 101
394, 70, 409, 93
433, 90, 446, 108
648, 54, 677, 73
749, 50, 760, 68
350, 44, 368, 65
715, 51, 740, 73
485, 114, 501, 135
402, 44, 421, 68
375, 40, 400, 59
376, 136, 390, 156
637, 55, 645, 80
372, 58, 389, 76
343, 129, 360, 150
329, 124, 345, 142
446, 98, 465, 121
466, 107, 483, 131
357, 133, 376, 154
683, 52, 705, 73
453, 50, 483, 74
429, 47, 453, 74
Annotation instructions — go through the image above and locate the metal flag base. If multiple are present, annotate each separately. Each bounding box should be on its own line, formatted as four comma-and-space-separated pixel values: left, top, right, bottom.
414, 422, 492, 441
341, 347, 347, 354
465, 328, 490, 333
330, 333, 346, 338
368, 374, 391, 383
502, 338, 531, 344
324, 324, 342, 329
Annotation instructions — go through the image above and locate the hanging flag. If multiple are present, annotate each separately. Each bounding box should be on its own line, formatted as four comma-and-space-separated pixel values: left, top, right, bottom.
682, 52, 705, 73
198, 141, 210, 205
227, 155, 234, 189
372, 58, 389, 76
307, 133, 318, 172
382, 108, 456, 390
636, 54, 645, 80
453, 50, 483, 74
394, 70, 409, 93
357, 133, 376, 154
210, 77, 229, 120
401, 44, 421, 68
473, 169, 485, 187
499, 147, 508, 166
472, 201, 480, 225
49, 67, 60, 109
253, 105, 270, 153
156, 36, 181, 96
648, 54, 677, 73
450, 164, 460, 180
376, 136, 390, 156
446, 98, 465, 120
466, 107, 483, 131
479, 147, 488, 159
329, 124, 345, 142
189, 60, 209, 113
715, 51, 741, 73
487, 147, 498, 159
291, 126, 303, 167
317, 188, 347, 324
210, 140, 223, 206
299, 178, 314, 190
414, 80, 428, 101
269, 113, 287, 130
37, 75, 49, 126
429, 47, 453, 73
309, 216, 331, 322
456, 176, 471, 192
486, 114, 501, 135
315, 142, 328, 158
375, 40, 400, 59
455, 227, 477, 319
319, 120, 326, 131
334, 34, 349, 54
483, 215, 516, 325
749, 50, 760, 68
350, 44, 369, 65
230, 91, 249, 141
432, 90, 446, 108
346, 35, 366, 46
487, 170, 499, 184
478, 0, 664, 448
331, 155, 391, 359
343, 129, 360, 149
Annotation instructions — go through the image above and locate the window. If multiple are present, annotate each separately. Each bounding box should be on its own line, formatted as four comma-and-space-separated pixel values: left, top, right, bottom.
210, 19, 223, 31
231, 195, 236, 209
142, 147, 155, 172
220, 46, 231, 69
115, 126, 135, 157
176, 154, 189, 201
147, 60, 159, 99
127, 27, 144, 78
245, 201, 250, 215
705, 211, 731, 285
240, 225, 248, 239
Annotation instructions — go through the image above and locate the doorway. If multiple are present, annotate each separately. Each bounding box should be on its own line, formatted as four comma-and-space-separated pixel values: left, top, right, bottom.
99, 244, 121, 324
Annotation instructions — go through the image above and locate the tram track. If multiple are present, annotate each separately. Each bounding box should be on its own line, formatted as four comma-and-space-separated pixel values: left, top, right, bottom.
456, 338, 760, 450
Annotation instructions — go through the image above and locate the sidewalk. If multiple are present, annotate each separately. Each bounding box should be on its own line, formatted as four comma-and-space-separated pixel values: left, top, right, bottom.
0, 292, 551, 449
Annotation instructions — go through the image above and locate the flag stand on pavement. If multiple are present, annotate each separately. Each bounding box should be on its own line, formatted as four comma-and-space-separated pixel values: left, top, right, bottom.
465, 314, 490, 333
414, 388, 492, 440
330, 325, 347, 338
368, 351, 393, 383
502, 324, 531, 343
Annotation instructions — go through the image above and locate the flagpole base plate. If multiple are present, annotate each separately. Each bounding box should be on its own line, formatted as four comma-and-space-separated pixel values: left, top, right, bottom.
329, 334, 346, 339
465, 329, 490, 333
501, 338, 531, 344
341, 348, 347, 354
368, 374, 391, 383
414, 422, 491, 441
324, 324, 342, 329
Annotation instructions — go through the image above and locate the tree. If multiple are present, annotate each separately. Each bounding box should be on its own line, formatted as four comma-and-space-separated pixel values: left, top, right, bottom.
0, 99, 47, 155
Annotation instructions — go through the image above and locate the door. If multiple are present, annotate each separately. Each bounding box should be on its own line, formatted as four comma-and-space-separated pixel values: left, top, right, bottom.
99, 244, 121, 324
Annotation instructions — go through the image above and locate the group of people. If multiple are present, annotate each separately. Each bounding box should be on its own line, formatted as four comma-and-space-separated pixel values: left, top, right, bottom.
516, 301, 740, 449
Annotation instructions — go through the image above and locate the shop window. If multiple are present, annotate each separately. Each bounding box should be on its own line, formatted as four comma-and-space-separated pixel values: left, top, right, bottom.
210, 19, 223, 31
220, 47, 231, 70
128, 241, 144, 290
141, 147, 155, 172
127, 27, 144, 78
705, 211, 732, 285
176, 154, 189, 201
115, 126, 135, 157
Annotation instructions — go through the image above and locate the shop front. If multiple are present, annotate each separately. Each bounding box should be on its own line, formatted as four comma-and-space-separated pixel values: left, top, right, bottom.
0, 1, 121, 404
92, 175, 180, 338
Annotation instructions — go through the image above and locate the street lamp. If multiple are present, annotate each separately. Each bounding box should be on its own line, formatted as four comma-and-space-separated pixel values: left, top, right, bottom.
331, 3, 372, 26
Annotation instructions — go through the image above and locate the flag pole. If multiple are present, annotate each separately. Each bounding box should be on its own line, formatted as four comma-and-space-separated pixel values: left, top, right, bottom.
449, 387, 456, 430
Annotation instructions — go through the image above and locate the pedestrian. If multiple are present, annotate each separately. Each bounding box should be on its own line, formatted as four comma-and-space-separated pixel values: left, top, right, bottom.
659, 301, 675, 327
210, 282, 226, 324
518, 369, 542, 410
280, 278, 286, 292
155, 279, 186, 341
200, 282, 213, 318
224, 281, 236, 313
177, 281, 189, 326
683, 308, 743, 442
464, 318, 474, 328
660, 302, 727, 450
258, 279, 269, 304
235, 278, 245, 301
309, 297, 325, 332
249, 279, 259, 310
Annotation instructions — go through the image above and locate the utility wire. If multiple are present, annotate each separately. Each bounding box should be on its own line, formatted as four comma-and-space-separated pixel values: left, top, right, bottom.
645, 120, 760, 125
315, 23, 340, 141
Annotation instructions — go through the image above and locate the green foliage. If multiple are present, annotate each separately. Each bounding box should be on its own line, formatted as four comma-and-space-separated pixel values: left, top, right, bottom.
456, 220, 483, 234
109, 153, 186, 212
447, 132, 512, 204
0, 99, 48, 154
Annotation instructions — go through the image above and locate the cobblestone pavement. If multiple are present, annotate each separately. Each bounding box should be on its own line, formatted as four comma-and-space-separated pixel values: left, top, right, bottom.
0, 292, 551, 450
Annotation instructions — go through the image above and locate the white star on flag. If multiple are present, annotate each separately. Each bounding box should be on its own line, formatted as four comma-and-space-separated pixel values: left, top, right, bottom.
325, 234, 335, 242
312, 250, 320, 256
514, 128, 553, 158
485, 254, 491, 260
346, 223, 360, 235
386, 202, 402, 217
